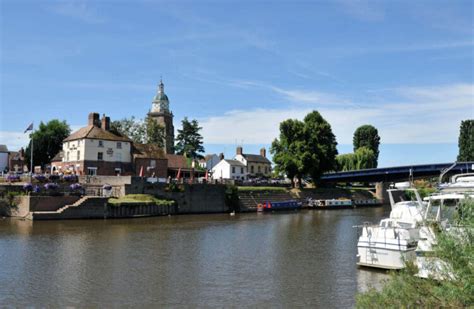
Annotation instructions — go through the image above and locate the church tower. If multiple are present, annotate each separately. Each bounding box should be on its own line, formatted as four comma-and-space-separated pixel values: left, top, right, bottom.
148, 80, 175, 154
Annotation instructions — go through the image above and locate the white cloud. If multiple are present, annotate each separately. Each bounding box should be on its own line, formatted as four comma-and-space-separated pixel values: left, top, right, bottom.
0, 131, 30, 151
200, 83, 473, 145
0, 125, 83, 151
51, 0, 105, 24
336, 0, 385, 22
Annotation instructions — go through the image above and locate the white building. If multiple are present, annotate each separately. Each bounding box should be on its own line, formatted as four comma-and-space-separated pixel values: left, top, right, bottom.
211, 159, 247, 180
52, 113, 133, 176
199, 154, 220, 170
234, 146, 272, 177
0, 145, 8, 173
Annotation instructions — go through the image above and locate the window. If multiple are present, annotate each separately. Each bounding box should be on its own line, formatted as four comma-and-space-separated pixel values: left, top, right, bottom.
258, 166, 261, 173
150, 160, 156, 168
117, 142, 122, 149
87, 167, 97, 176
241, 167, 244, 174
265, 167, 268, 174
98, 140, 104, 147
251, 166, 254, 173
98, 152, 103, 160
232, 167, 235, 173
77, 151, 80, 161
115, 168, 121, 175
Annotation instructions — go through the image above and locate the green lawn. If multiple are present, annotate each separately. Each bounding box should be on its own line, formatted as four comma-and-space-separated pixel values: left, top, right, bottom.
237, 186, 288, 192
108, 194, 175, 206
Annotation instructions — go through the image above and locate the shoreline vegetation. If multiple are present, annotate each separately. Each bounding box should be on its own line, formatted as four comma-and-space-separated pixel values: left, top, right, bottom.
108, 194, 175, 207
356, 198, 474, 308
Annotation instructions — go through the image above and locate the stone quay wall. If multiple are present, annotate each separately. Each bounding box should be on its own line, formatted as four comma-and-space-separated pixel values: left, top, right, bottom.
125, 182, 229, 214
11, 195, 81, 217
31, 197, 178, 220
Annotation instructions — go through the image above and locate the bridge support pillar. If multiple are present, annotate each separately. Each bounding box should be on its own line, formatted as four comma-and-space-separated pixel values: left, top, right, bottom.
375, 182, 391, 204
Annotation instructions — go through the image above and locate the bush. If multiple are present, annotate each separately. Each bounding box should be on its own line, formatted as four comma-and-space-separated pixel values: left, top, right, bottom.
6, 174, 20, 182
63, 174, 78, 182
33, 174, 47, 182
44, 183, 59, 190
23, 183, 33, 192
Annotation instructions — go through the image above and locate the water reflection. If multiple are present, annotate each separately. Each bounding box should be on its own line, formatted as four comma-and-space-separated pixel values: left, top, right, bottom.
0, 207, 390, 307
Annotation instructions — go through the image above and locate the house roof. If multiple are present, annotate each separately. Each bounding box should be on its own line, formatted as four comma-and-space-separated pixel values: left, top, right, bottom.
0, 145, 8, 152
224, 159, 246, 167
242, 154, 271, 164
133, 144, 166, 159
51, 151, 63, 162
166, 154, 189, 169
64, 125, 132, 142
204, 154, 216, 161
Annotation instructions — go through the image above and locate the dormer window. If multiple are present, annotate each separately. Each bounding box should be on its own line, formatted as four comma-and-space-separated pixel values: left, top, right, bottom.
98, 140, 104, 147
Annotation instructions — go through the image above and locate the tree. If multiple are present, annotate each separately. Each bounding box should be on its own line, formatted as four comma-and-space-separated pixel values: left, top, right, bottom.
356, 198, 474, 308
110, 116, 146, 143
24, 120, 71, 169
145, 116, 165, 147
457, 119, 474, 161
110, 116, 165, 147
354, 146, 376, 170
271, 111, 338, 186
353, 125, 380, 167
271, 119, 306, 188
302, 111, 338, 183
175, 117, 205, 159
336, 153, 356, 171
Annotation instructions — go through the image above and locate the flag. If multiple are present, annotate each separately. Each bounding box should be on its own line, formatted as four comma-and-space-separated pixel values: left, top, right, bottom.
24, 123, 33, 133
176, 168, 181, 180
139, 166, 144, 177
205, 169, 208, 181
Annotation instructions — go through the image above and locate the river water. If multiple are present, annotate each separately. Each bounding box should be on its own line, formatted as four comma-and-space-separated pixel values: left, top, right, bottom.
0, 208, 390, 308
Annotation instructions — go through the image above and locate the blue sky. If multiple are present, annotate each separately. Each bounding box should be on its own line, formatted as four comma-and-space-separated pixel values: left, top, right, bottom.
1, 0, 473, 167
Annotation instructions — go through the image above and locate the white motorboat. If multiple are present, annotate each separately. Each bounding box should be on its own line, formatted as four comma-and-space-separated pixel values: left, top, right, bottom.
356, 184, 426, 269
415, 174, 474, 279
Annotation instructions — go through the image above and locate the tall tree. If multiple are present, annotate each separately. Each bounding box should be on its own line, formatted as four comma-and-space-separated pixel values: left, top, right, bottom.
353, 125, 380, 167
457, 119, 474, 161
24, 120, 71, 169
175, 117, 205, 159
145, 116, 165, 147
302, 111, 338, 183
271, 119, 306, 187
271, 111, 338, 186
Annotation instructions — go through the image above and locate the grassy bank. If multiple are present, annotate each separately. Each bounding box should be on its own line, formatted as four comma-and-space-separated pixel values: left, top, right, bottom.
108, 194, 175, 207
237, 186, 288, 192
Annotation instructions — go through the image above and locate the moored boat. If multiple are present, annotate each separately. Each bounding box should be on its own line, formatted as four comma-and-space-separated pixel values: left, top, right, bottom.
356, 184, 425, 270
262, 200, 302, 211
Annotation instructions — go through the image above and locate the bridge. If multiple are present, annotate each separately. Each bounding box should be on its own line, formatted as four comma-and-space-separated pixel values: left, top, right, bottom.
321, 162, 474, 183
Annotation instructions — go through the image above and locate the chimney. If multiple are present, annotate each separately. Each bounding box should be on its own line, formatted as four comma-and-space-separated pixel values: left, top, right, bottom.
236, 146, 243, 155
101, 114, 110, 131
88, 112, 100, 127
260, 147, 266, 157
219, 153, 224, 160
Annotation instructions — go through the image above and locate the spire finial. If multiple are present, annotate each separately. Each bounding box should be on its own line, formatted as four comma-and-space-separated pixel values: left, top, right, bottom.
158, 77, 164, 94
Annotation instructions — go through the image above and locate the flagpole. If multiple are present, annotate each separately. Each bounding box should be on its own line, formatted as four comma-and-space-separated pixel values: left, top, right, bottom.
30, 123, 34, 176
